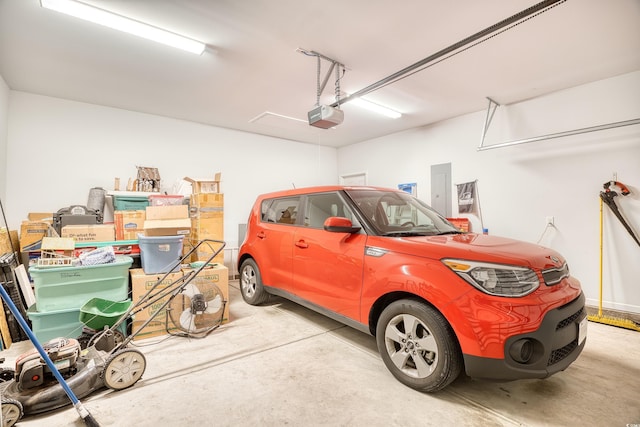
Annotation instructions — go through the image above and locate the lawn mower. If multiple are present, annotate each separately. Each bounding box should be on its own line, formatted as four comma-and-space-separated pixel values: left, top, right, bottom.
0, 239, 226, 426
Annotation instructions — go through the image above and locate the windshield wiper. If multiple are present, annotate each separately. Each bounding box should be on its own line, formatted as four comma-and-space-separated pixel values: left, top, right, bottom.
382, 231, 430, 237
436, 230, 463, 235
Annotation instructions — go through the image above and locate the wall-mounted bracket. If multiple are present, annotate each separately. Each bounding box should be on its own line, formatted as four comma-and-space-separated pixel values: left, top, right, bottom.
479, 97, 500, 149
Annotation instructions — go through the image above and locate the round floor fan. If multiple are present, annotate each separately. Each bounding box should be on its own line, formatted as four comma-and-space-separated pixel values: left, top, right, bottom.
167, 280, 226, 338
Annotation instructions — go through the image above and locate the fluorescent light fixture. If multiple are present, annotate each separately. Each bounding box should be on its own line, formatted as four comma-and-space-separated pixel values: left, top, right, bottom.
40, 0, 206, 55
348, 97, 402, 119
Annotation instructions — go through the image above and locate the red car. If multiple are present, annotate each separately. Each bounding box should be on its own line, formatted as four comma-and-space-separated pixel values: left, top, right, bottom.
238, 186, 586, 391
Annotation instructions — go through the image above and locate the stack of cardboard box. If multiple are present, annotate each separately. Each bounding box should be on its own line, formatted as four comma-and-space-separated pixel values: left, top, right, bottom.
185, 174, 224, 264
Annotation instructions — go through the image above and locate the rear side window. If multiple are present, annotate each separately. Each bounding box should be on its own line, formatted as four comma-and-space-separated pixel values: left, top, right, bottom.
261, 197, 300, 224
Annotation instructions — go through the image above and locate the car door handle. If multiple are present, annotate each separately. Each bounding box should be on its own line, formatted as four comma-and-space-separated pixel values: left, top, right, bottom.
257, 231, 266, 239
295, 240, 309, 249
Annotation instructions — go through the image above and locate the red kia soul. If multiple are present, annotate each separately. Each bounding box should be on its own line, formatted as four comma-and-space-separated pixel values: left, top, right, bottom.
238, 186, 586, 392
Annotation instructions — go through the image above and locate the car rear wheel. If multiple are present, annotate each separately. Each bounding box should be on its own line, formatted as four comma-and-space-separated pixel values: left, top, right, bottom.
376, 299, 462, 392
239, 259, 270, 305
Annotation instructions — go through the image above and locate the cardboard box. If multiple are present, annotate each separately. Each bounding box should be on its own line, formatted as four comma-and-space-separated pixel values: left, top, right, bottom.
114, 210, 146, 240
189, 193, 224, 215
20, 221, 51, 250
130, 264, 229, 341
61, 224, 115, 242
0, 228, 19, 255
191, 217, 223, 237
183, 173, 221, 194
28, 212, 53, 222
145, 205, 188, 221
144, 218, 191, 236
144, 205, 190, 236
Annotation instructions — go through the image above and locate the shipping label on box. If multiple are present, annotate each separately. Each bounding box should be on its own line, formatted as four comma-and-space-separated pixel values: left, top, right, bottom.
61, 224, 115, 242
130, 265, 229, 341
145, 205, 189, 221
20, 221, 51, 250
114, 210, 146, 240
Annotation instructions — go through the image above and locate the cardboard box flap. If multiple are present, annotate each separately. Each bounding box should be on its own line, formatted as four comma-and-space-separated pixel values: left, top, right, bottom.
41, 237, 75, 251
183, 173, 221, 194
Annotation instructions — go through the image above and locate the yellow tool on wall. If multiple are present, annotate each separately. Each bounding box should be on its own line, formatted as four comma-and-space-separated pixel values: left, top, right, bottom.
588, 181, 640, 332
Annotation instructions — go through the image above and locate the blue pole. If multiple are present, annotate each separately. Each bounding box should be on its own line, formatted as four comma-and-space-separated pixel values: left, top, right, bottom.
0, 286, 99, 426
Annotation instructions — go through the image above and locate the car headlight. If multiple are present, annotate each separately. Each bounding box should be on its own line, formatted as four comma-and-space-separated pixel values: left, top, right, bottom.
442, 259, 539, 297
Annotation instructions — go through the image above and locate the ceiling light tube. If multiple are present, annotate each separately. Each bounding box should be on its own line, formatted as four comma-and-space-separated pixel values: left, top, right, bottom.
348, 97, 402, 119
40, 0, 206, 55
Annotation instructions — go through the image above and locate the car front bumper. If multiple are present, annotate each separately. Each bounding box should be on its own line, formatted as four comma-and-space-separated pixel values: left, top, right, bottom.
463, 291, 587, 381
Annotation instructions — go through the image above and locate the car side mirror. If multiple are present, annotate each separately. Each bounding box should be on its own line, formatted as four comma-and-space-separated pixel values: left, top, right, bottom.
324, 217, 361, 233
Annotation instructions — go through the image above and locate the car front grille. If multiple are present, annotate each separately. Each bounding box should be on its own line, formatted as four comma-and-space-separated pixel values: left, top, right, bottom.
547, 306, 584, 366
556, 307, 584, 330
548, 339, 578, 366
542, 263, 570, 286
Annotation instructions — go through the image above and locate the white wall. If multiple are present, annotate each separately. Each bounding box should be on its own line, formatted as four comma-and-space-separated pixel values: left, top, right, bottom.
0, 74, 9, 203
5, 72, 640, 315
5, 92, 338, 248
338, 71, 640, 314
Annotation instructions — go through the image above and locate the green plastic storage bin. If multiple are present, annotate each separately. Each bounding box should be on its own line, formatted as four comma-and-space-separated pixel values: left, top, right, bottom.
29, 256, 133, 312
113, 195, 150, 211
27, 305, 84, 343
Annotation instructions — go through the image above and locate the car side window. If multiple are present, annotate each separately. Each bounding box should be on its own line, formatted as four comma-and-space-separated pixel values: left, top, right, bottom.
303, 192, 359, 229
261, 197, 300, 224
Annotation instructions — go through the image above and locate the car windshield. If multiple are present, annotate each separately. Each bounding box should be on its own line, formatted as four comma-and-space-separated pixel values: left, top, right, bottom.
345, 189, 462, 236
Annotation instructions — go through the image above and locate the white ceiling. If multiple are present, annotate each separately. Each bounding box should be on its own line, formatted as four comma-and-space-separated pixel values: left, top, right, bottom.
1, 0, 639, 147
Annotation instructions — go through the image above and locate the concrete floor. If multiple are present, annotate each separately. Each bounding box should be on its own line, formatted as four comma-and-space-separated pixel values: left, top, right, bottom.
2, 280, 639, 427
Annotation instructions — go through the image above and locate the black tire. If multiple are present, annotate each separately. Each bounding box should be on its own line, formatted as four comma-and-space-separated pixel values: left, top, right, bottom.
376, 299, 462, 392
1, 397, 23, 427
239, 258, 271, 305
0, 368, 15, 382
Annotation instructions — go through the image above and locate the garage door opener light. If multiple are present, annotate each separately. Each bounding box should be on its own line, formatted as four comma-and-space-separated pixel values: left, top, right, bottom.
347, 97, 402, 119
40, 0, 207, 55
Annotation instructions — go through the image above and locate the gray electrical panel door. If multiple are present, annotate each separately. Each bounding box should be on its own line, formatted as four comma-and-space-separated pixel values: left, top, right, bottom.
430, 163, 451, 217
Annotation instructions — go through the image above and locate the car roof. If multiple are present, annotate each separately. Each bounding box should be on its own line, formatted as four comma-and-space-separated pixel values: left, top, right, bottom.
256, 185, 401, 199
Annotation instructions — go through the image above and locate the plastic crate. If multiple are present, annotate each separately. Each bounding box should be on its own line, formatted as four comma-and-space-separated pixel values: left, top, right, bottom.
113, 195, 150, 211
27, 305, 84, 342
138, 234, 184, 274
446, 217, 470, 232
29, 256, 133, 312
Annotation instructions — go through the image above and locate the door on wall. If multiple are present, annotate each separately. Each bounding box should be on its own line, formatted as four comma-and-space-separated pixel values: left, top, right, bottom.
430, 163, 451, 217
340, 173, 367, 186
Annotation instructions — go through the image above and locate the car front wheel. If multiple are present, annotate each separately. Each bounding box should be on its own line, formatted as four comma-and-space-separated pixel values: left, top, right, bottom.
239, 258, 270, 305
376, 299, 462, 392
